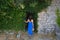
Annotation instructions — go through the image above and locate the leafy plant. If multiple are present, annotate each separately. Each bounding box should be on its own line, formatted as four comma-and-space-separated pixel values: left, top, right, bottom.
0, 0, 52, 32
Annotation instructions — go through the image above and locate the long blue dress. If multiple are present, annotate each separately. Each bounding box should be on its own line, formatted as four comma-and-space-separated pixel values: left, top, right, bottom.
28, 22, 33, 36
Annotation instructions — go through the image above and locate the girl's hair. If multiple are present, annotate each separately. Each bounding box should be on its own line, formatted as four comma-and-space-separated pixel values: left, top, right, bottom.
28, 16, 33, 21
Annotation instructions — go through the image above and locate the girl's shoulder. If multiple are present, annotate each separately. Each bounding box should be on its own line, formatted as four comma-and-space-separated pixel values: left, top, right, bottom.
31, 19, 33, 22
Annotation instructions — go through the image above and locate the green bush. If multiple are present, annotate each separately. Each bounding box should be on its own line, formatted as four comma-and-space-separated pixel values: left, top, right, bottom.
0, 10, 26, 31
0, 0, 52, 32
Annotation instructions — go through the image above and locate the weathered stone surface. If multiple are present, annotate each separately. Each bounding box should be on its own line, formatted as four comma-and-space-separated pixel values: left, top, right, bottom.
0, 34, 6, 40
38, 0, 60, 34
0, 31, 56, 40
38, 0, 60, 40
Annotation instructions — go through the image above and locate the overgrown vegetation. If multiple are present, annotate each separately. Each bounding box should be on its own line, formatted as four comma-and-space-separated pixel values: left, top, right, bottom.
56, 8, 60, 27
0, 0, 52, 32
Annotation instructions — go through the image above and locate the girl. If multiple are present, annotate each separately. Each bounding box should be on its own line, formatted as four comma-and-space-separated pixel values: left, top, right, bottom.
25, 16, 34, 37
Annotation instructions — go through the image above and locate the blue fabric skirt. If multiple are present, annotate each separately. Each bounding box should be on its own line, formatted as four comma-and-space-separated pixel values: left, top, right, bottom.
28, 22, 33, 36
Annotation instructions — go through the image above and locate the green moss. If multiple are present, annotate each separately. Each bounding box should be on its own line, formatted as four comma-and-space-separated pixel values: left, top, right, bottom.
56, 8, 60, 27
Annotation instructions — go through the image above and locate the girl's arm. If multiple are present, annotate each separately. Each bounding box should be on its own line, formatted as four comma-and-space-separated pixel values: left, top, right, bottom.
25, 19, 29, 23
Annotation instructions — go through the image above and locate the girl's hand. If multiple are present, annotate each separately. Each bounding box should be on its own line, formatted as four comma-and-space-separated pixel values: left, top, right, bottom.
32, 28, 34, 31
